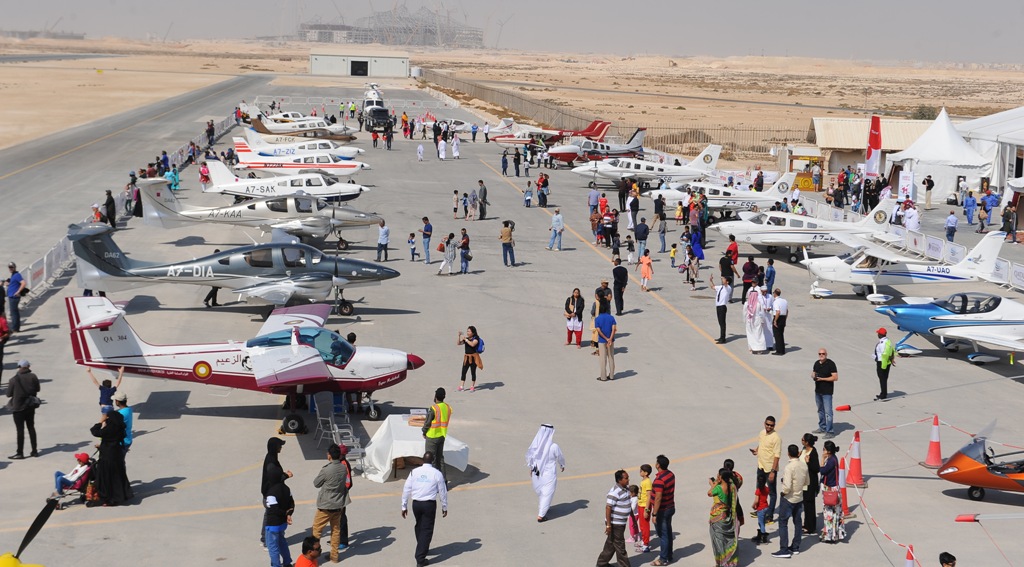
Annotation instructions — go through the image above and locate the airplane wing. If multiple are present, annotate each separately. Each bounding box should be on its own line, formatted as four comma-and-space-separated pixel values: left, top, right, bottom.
256, 304, 333, 336
941, 328, 1024, 351
251, 344, 331, 388
265, 217, 332, 236
231, 275, 336, 305
829, 233, 915, 263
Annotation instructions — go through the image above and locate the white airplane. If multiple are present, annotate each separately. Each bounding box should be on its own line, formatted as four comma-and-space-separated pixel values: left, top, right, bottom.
709, 199, 898, 263
235, 149, 370, 177
204, 161, 369, 203
648, 172, 795, 214
251, 117, 356, 139
66, 297, 425, 428
138, 178, 382, 241
802, 231, 1007, 299
548, 128, 646, 166
571, 144, 722, 187
235, 128, 364, 160
266, 111, 312, 122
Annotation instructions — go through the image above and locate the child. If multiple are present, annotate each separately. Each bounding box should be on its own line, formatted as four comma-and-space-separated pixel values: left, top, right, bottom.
453, 190, 460, 220
680, 225, 691, 248
625, 235, 635, 265
627, 485, 640, 545
371, 131, 379, 148
611, 233, 622, 261
637, 464, 653, 552
51, 452, 92, 498
524, 181, 533, 208
669, 243, 678, 268
462, 193, 470, 218
753, 472, 770, 545
87, 366, 124, 414
408, 233, 419, 261
675, 201, 684, 225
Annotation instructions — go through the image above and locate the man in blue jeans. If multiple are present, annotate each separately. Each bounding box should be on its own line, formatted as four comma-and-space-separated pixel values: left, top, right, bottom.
646, 454, 675, 565
419, 217, 433, 264
812, 349, 838, 439
7, 262, 25, 332
547, 209, 564, 251
773, 444, 809, 558
634, 218, 650, 260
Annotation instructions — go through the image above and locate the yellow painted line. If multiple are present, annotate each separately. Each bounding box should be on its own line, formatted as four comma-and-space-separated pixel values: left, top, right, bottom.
0, 78, 241, 182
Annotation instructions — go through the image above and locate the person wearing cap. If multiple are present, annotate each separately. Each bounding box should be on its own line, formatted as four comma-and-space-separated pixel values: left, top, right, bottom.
0, 310, 9, 384
103, 189, 117, 229
7, 359, 40, 459
52, 452, 92, 497
312, 442, 352, 562
90, 203, 106, 224
114, 389, 133, 455
261, 438, 293, 546
873, 328, 896, 400
423, 388, 452, 482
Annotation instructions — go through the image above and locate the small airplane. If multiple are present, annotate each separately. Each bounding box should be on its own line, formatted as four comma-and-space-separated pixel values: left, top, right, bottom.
204, 161, 368, 203
874, 292, 1024, 363
708, 199, 898, 263
265, 111, 313, 122
236, 127, 364, 160
491, 120, 610, 149
547, 128, 646, 166
251, 117, 356, 142
69, 222, 397, 315
66, 297, 425, 429
138, 178, 382, 244
235, 149, 371, 177
571, 144, 722, 187
938, 421, 1024, 501
648, 172, 795, 215
803, 231, 1006, 298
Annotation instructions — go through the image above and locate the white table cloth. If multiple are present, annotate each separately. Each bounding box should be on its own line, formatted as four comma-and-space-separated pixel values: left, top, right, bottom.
362, 414, 469, 483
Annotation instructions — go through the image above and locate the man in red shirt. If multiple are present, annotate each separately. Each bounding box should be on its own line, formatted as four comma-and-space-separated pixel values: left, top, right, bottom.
295, 536, 322, 567
726, 234, 739, 265
646, 455, 675, 566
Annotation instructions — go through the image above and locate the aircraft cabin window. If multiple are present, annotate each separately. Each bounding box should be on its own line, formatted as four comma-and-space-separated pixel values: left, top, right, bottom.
646, 165, 655, 171
266, 199, 288, 213
290, 179, 303, 187
318, 143, 331, 149
323, 330, 355, 366
317, 156, 330, 164
790, 220, 804, 228
303, 157, 316, 164
808, 222, 819, 229
747, 214, 765, 225
315, 200, 329, 211
244, 249, 273, 268
767, 216, 784, 226
856, 256, 878, 269
218, 256, 231, 266
306, 178, 323, 186
282, 247, 305, 267
295, 198, 314, 213
247, 203, 257, 210
634, 164, 642, 170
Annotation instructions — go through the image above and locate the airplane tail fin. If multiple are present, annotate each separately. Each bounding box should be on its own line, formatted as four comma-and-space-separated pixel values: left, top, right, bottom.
66, 296, 149, 369
856, 198, 898, 228
590, 121, 611, 142
686, 144, 722, 172
578, 120, 602, 136
67, 223, 153, 292
233, 137, 252, 155
251, 118, 271, 135
955, 231, 1007, 278
206, 160, 239, 190
767, 171, 796, 199
625, 128, 647, 149
137, 178, 192, 229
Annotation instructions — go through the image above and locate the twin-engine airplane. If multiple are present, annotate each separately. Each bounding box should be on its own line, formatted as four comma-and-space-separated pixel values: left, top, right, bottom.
235, 127, 364, 160
647, 172, 795, 215
571, 144, 722, 187
251, 117, 356, 142
204, 161, 368, 203
138, 178, 382, 242
69, 223, 397, 315
547, 128, 646, 166
66, 297, 424, 429
492, 119, 610, 149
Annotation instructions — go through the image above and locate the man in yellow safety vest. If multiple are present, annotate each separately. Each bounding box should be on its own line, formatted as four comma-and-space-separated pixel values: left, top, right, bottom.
422, 387, 451, 482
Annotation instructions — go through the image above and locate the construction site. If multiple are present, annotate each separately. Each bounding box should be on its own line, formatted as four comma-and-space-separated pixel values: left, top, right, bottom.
298, 5, 483, 49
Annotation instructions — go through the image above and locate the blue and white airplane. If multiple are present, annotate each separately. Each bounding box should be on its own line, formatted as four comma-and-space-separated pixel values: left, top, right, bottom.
803, 231, 1007, 298
875, 291, 1024, 363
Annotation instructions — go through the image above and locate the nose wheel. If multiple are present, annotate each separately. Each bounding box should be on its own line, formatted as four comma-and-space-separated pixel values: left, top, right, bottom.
335, 301, 354, 316
967, 486, 986, 501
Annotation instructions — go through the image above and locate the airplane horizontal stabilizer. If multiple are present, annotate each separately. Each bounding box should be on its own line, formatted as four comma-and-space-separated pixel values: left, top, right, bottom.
255, 304, 333, 337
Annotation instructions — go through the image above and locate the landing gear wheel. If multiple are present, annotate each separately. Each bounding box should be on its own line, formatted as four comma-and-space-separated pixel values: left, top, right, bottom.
788, 253, 799, 263
766, 246, 778, 254
336, 301, 354, 316
967, 486, 985, 501
336, 239, 349, 251
281, 413, 305, 434
367, 404, 381, 420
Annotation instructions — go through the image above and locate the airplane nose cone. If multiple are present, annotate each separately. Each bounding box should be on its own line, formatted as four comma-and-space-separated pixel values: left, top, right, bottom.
407, 354, 425, 370
379, 266, 400, 280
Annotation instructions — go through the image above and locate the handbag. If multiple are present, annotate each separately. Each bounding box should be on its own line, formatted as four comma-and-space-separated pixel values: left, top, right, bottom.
822, 488, 839, 507
464, 253, 473, 262
437, 242, 445, 252
26, 395, 41, 409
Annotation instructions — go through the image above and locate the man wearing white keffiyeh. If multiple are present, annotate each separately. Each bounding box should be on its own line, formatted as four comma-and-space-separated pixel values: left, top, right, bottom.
526, 424, 566, 522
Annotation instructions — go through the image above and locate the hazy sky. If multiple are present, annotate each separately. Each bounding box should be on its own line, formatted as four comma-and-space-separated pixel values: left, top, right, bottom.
7, 0, 1024, 64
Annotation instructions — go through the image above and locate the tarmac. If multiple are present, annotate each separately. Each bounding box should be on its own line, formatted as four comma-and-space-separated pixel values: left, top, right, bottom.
1, 78, 1023, 566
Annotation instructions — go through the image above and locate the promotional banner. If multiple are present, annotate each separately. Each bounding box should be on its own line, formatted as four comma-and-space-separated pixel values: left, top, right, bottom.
865, 115, 881, 180
898, 170, 915, 201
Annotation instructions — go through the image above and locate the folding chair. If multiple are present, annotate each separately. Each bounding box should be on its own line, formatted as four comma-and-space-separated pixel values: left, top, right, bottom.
314, 392, 354, 448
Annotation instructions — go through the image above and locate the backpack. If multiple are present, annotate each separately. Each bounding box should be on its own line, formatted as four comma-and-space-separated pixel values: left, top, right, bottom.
476, 337, 485, 354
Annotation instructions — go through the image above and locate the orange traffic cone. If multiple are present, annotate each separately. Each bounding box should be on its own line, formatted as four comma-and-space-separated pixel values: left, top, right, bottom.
846, 431, 868, 487
905, 544, 915, 567
835, 404, 851, 411
921, 415, 943, 469
839, 457, 856, 519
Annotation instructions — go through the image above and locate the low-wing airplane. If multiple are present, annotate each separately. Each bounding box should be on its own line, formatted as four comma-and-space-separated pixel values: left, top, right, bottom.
205, 161, 368, 203
235, 149, 370, 177
938, 421, 1024, 501
709, 198, 898, 262
138, 178, 382, 244
874, 292, 1024, 363
235, 127, 364, 160
571, 144, 722, 187
648, 172, 795, 215
491, 120, 610, 149
69, 223, 396, 315
803, 231, 1006, 297
66, 297, 425, 429
251, 117, 356, 142
547, 128, 646, 166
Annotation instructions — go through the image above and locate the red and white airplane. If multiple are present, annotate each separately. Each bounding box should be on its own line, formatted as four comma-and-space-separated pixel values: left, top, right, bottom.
236, 149, 371, 177
547, 128, 646, 165
234, 127, 364, 160
491, 120, 611, 149
66, 297, 425, 429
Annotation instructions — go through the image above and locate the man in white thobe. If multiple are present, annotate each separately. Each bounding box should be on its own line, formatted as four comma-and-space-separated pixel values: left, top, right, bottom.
526, 424, 565, 522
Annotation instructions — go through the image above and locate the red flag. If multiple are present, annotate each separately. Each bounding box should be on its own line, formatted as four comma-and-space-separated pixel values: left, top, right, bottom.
865, 115, 881, 179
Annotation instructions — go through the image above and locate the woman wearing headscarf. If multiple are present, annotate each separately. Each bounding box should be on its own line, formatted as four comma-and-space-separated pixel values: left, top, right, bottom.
800, 433, 821, 535
708, 467, 738, 566
468, 189, 479, 221
564, 288, 585, 347
89, 409, 133, 506
437, 233, 457, 276
744, 286, 768, 354
260, 437, 291, 545
526, 424, 565, 522
819, 440, 846, 543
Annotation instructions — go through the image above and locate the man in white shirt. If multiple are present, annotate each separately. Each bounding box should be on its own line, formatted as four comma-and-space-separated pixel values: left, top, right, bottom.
772, 289, 789, 355
772, 444, 809, 558
712, 276, 733, 344
904, 203, 921, 231
401, 452, 449, 567
482, 122, 490, 143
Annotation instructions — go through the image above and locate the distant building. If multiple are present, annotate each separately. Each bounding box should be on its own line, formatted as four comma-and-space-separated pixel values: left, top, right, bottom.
807, 117, 934, 176
299, 6, 483, 49
0, 29, 84, 40
310, 49, 409, 78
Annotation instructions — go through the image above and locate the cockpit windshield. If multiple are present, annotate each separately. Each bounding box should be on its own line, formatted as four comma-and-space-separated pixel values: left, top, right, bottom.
246, 328, 354, 366
746, 214, 765, 225
933, 293, 1001, 314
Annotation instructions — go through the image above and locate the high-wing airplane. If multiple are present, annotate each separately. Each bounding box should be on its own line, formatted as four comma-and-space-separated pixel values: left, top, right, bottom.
875, 292, 1024, 364
66, 297, 425, 429
138, 178, 382, 243
648, 172, 795, 215
235, 149, 370, 177
492, 120, 610, 149
235, 127, 364, 160
571, 144, 722, 187
205, 161, 368, 203
547, 128, 646, 166
251, 117, 356, 142
709, 199, 898, 262
69, 223, 397, 315
803, 231, 1006, 297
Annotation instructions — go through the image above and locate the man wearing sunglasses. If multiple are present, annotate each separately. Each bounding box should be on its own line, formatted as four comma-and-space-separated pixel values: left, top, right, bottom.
750, 416, 781, 523
812, 350, 839, 439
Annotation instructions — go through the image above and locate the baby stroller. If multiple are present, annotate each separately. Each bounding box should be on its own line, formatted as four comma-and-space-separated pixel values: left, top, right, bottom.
47, 454, 97, 510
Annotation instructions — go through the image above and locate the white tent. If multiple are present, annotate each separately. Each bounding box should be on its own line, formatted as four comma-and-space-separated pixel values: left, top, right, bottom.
885, 108, 991, 204
957, 106, 1024, 199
